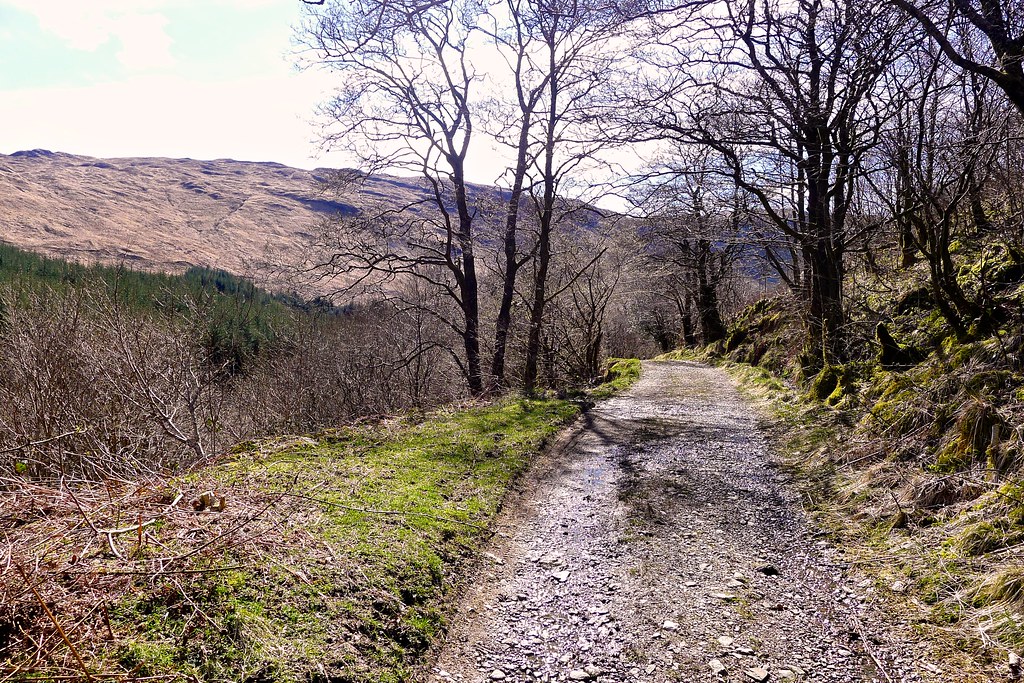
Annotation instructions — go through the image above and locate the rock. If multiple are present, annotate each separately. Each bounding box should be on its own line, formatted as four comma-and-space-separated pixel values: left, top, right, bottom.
778, 669, 795, 680
483, 552, 504, 565
538, 551, 564, 567
644, 664, 656, 674
732, 572, 748, 582
711, 592, 737, 601
757, 564, 781, 576
709, 659, 727, 677
890, 580, 906, 593
718, 636, 735, 647
727, 579, 746, 588
568, 669, 592, 681
736, 646, 755, 656
744, 667, 769, 682
684, 580, 698, 587
489, 670, 507, 680
662, 620, 679, 630
552, 570, 571, 582
584, 664, 602, 676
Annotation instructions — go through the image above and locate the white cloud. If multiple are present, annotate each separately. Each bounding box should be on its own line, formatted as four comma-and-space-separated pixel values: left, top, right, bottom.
3, 0, 175, 70
111, 13, 175, 71
0, 71, 342, 168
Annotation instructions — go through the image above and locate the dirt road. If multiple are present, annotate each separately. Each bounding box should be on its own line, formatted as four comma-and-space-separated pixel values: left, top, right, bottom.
428, 361, 930, 683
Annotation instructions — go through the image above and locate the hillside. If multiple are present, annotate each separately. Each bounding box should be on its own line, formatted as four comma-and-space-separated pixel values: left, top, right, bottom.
0, 150, 435, 280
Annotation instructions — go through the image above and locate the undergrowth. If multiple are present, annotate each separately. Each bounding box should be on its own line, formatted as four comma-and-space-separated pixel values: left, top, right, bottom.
2, 362, 641, 681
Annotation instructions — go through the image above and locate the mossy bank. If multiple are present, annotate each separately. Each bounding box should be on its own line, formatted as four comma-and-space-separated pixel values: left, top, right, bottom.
1, 365, 642, 682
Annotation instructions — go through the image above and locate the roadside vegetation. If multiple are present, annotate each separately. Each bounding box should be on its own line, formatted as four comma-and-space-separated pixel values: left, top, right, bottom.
2, 398, 583, 681
0, 243, 642, 680
660, 240, 1024, 677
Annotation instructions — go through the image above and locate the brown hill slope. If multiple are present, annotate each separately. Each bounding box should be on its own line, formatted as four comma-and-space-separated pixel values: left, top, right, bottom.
0, 150, 432, 279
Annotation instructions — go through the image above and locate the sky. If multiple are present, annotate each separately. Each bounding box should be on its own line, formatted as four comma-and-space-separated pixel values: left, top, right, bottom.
0, 0, 346, 169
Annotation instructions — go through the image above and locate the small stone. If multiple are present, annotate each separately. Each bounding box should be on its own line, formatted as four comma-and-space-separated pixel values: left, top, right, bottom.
778, 669, 795, 680
736, 646, 755, 656
644, 664, 656, 674
490, 670, 507, 680
538, 551, 564, 567
890, 580, 906, 593
727, 579, 745, 588
584, 664, 602, 676
553, 570, 571, 582
568, 670, 591, 681
718, 636, 735, 647
662, 620, 679, 630
711, 593, 737, 601
483, 552, 504, 565
709, 659, 727, 676
684, 580, 698, 587
732, 572, 748, 582
744, 667, 769, 682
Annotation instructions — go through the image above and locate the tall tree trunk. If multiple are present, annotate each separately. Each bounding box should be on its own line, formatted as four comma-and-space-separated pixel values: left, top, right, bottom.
679, 292, 697, 347
524, 41, 559, 396
523, 224, 551, 395
694, 240, 726, 344
805, 236, 845, 369
490, 106, 535, 392
452, 158, 484, 396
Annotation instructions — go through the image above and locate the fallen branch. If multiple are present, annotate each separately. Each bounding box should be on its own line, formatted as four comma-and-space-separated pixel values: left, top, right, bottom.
15, 563, 94, 682
850, 613, 896, 683
96, 519, 156, 535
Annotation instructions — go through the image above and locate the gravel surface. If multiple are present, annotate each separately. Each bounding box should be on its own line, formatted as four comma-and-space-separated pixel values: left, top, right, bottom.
427, 361, 930, 683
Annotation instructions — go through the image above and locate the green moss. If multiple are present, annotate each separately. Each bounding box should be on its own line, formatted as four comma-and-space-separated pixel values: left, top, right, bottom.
589, 358, 642, 398
116, 641, 181, 677
933, 438, 972, 473
95, 397, 581, 682
973, 568, 1024, 608
956, 519, 1024, 556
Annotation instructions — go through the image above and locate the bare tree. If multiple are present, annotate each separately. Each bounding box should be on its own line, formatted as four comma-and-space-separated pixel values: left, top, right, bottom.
892, 0, 1024, 115
501, 0, 632, 394
631, 0, 903, 368
635, 148, 749, 345
300, 0, 488, 394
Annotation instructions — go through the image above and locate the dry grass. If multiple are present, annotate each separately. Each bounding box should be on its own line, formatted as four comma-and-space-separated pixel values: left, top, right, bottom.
0, 398, 581, 682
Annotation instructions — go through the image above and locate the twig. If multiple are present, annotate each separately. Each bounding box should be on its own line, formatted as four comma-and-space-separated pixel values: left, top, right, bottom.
0, 429, 85, 454
106, 533, 124, 560
66, 487, 100, 535
49, 564, 251, 577
14, 563, 94, 682
96, 519, 156, 535
851, 614, 896, 683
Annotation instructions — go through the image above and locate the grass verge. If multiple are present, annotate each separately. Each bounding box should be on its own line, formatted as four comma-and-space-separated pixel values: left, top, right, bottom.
588, 357, 643, 399
2, 365, 643, 682
2, 398, 579, 682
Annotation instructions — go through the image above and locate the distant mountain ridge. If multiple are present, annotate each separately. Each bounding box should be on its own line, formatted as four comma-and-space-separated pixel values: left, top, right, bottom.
0, 150, 435, 283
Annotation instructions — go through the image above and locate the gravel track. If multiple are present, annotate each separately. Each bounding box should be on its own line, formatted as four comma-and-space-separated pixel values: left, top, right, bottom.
428, 361, 925, 683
